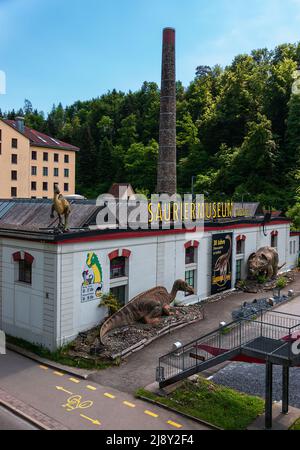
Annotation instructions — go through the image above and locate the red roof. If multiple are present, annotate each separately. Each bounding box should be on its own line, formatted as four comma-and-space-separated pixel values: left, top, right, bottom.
2, 119, 79, 152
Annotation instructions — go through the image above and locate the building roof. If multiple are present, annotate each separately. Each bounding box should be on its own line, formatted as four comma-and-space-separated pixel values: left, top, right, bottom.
108, 183, 136, 199
0, 199, 291, 244
1, 119, 79, 152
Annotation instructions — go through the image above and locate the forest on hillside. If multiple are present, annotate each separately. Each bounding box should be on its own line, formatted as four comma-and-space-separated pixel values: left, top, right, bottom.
2, 42, 300, 227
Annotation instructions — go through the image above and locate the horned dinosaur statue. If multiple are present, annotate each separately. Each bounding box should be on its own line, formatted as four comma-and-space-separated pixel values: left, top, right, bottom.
50, 184, 71, 231
100, 280, 195, 344
248, 247, 286, 280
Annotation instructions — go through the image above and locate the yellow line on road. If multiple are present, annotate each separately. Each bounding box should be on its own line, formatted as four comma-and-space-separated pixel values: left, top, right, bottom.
53, 371, 64, 377
104, 393, 116, 399
86, 385, 97, 391
144, 410, 159, 418
69, 377, 80, 384
167, 420, 183, 429
123, 401, 136, 408
80, 414, 101, 426
39, 365, 48, 371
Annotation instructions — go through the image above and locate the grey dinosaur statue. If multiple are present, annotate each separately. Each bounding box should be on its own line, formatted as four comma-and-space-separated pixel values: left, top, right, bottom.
100, 280, 195, 344
248, 247, 285, 280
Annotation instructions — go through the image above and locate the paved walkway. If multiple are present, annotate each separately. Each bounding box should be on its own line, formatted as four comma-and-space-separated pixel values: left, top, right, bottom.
91, 272, 300, 393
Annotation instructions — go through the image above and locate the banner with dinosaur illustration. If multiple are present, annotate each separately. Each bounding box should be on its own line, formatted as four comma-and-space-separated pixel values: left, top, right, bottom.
81, 252, 103, 303
211, 233, 233, 295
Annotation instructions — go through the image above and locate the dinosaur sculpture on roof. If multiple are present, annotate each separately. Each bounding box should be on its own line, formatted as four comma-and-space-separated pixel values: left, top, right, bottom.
50, 184, 71, 231
100, 280, 195, 344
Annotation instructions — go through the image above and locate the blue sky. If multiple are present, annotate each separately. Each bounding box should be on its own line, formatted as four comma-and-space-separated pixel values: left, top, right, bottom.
1, 0, 300, 114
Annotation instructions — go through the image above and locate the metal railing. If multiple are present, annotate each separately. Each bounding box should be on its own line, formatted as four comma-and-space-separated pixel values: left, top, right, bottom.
157, 309, 300, 385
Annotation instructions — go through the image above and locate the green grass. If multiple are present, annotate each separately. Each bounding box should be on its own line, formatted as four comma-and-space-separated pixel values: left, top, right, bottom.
136, 377, 264, 430
7, 335, 114, 370
290, 418, 300, 430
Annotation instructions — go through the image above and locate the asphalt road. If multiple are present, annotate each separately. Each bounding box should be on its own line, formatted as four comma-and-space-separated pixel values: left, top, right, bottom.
0, 351, 208, 430
0, 405, 37, 430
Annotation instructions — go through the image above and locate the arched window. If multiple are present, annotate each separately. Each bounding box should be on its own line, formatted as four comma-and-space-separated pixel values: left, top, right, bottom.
271, 231, 278, 249
13, 252, 34, 285
236, 235, 246, 255
110, 256, 126, 279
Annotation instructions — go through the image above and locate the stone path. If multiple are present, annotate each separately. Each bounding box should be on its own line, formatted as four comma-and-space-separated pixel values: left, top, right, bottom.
91, 272, 300, 393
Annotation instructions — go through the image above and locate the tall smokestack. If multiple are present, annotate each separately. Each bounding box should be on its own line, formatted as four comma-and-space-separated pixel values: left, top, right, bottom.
157, 28, 177, 195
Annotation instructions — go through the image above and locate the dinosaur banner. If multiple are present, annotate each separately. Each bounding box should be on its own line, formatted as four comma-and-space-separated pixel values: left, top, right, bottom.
211, 233, 233, 295
81, 252, 103, 303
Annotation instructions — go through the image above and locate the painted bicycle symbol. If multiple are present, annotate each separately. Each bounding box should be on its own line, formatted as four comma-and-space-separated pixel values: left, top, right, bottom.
63, 395, 93, 412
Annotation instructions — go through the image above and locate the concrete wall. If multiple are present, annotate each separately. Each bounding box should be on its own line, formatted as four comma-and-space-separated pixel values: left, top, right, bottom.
0, 222, 298, 350
0, 121, 31, 198
0, 238, 57, 350
0, 119, 76, 199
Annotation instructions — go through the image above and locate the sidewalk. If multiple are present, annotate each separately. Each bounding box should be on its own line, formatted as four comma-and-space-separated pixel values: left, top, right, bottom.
91, 272, 300, 393
248, 402, 300, 430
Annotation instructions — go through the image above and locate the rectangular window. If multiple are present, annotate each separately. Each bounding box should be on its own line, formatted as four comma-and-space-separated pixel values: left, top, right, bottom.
0, 129, 2, 140
271, 235, 278, 248
43, 152, 48, 162
64, 168, 69, 178
0, 142, 1, 155
31, 166, 37, 176
64, 154, 69, 163
11, 187, 17, 197
19, 260, 32, 284
11, 138, 18, 148
11, 154, 17, 164
236, 260, 242, 283
185, 270, 195, 296
43, 182, 48, 191
54, 167, 59, 177
110, 285, 126, 307
54, 153, 59, 162
64, 183, 69, 192
236, 240, 244, 255
11, 170, 17, 181
32, 151, 37, 160
31, 181, 37, 191
110, 257, 126, 279
43, 167, 48, 177
185, 247, 195, 265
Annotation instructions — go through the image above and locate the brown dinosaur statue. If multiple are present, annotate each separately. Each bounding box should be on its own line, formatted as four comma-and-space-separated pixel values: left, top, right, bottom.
100, 280, 195, 344
248, 247, 286, 280
50, 184, 71, 231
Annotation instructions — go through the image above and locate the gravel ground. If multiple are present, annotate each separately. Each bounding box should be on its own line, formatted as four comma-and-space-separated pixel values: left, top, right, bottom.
213, 362, 300, 408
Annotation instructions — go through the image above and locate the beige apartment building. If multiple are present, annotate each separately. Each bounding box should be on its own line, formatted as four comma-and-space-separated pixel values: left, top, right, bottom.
0, 117, 79, 199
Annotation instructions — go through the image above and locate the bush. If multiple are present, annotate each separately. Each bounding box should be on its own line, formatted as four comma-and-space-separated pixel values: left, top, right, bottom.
276, 277, 287, 290
99, 292, 122, 315
257, 274, 267, 284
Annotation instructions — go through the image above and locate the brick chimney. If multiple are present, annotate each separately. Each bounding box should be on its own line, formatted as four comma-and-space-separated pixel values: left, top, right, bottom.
16, 116, 25, 133
157, 28, 177, 195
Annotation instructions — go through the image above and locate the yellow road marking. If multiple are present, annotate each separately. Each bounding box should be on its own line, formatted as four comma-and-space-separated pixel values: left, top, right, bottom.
144, 410, 159, 418
56, 386, 73, 395
80, 414, 101, 426
167, 420, 183, 429
123, 401, 136, 408
104, 393, 116, 399
86, 385, 97, 391
39, 365, 48, 371
53, 371, 64, 377
69, 377, 80, 384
